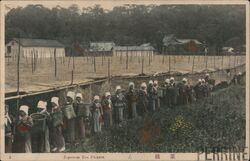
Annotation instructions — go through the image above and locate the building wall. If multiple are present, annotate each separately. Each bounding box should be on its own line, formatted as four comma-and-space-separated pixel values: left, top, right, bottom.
22, 47, 65, 58
5, 40, 65, 58
114, 50, 154, 57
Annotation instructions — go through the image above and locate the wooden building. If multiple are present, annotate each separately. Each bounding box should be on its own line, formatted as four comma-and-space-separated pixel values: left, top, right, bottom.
88, 41, 115, 56
162, 34, 204, 55
114, 43, 155, 57
5, 38, 65, 58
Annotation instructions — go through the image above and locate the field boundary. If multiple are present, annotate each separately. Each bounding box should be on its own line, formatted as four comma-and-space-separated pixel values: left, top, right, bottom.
5, 63, 245, 101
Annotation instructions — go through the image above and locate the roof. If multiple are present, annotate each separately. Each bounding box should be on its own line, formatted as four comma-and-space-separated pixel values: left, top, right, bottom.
89, 42, 115, 52
12, 38, 65, 48
114, 43, 155, 51
163, 35, 202, 46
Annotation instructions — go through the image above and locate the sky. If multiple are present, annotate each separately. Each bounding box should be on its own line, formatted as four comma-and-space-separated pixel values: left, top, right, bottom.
3, 0, 247, 14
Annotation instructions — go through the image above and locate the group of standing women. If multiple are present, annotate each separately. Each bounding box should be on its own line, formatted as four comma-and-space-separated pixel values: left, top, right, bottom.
5, 73, 218, 153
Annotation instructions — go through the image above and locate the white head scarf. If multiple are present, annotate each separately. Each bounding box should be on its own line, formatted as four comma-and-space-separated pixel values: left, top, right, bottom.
67, 91, 75, 100
165, 79, 170, 83
115, 86, 121, 91
20, 105, 29, 115
51, 97, 59, 106
182, 78, 187, 82
141, 82, 147, 88
37, 100, 47, 110
149, 80, 153, 85
105, 92, 111, 97
129, 82, 134, 87
76, 93, 83, 99
94, 95, 100, 101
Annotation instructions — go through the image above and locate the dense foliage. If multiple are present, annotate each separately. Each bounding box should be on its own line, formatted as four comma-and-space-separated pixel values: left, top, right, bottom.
69, 85, 245, 152
5, 4, 245, 53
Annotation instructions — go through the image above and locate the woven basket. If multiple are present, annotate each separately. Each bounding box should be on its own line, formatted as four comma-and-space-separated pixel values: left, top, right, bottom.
30, 113, 46, 133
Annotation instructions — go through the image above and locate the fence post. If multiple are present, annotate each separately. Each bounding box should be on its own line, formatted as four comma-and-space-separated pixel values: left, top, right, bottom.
126, 46, 128, 70
130, 51, 133, 62
102, 54, 104, 66
205, 55, 208, 70
54, 48, 57, 77
221, 55, 224, 69
141, 56, 144, 74
148, 51, 151, 66
31, 51, 34, 74
71, 70, 74, 85
120, 52, 122, 64
108, 57, 110, 82
213, 55, 216, 69
192, 55, 195, 73
169, 55, 171, 72
16, 35, 21, 110
138, 52, 140, 64
94, 56, 96, 73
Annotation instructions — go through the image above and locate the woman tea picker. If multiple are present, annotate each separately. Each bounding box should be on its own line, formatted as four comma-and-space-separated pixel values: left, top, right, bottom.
73, 92, 86, 143
147, 80, 157, 112
63, 91, 76, 146
13, 105, 33, 153
50, 97, 65, 152
31, 100, 50, 153
5, 104, 14, 153
137, 82, 148, 117
112, 86, 127, 125
102, 92, 113, 128
91, 95, 103, 133
125, 82, 138, 119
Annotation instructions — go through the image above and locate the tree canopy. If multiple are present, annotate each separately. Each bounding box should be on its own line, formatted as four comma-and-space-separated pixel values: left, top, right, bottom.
5, 4, 245, 52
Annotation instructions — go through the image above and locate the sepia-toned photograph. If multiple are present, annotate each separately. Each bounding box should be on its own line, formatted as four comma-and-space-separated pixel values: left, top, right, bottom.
1, 0, 249, 160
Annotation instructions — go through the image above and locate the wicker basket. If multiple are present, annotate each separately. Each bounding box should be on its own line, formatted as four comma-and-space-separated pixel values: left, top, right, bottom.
77, 103, 91, 117
30, 113, 46, 133
62, 104, 76, 120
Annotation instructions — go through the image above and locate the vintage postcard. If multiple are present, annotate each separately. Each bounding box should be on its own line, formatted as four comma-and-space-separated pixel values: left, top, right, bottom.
0, 0, 249, 161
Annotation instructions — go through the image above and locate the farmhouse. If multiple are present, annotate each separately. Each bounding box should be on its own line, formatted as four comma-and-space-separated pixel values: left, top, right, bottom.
89, 41, 115, 56
114, 43, 155, 57
162, 34, 204, 55
5, 38, 65, 58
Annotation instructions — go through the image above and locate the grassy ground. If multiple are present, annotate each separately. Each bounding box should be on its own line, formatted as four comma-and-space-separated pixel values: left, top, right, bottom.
68, 84, 245, 153
5, 55, 245, 93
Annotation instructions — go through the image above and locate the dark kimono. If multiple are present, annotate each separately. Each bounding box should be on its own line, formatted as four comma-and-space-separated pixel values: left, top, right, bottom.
5, 114, 14, 153
13, 116, 33, 153
112, 93, 127, 124
137, 90, 148, 117
50, 107, 65, 150
62, 103, 76, 144
147, 86, 158, 112
194, 83, 204, 100
73, 101, 86, 141
178, 83, 193, 105
101, 98, 113, 128
125, 89, 138, 119
168, 83, 179, 107
90, 102, 103, 133
162, 84, 170, 107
